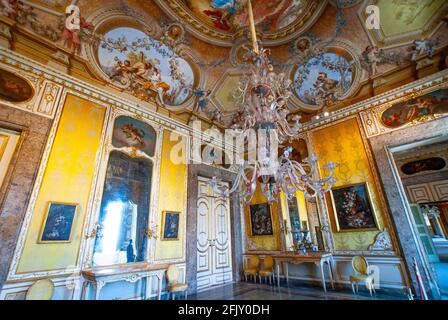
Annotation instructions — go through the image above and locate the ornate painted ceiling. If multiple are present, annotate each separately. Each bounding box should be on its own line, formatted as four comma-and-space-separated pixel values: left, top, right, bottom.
154, 0, 328, 46
1, 0, 448, 128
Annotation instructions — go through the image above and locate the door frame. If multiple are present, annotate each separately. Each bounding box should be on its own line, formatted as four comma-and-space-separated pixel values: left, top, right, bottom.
186, 164, 243, 294
386, 136, 447, 298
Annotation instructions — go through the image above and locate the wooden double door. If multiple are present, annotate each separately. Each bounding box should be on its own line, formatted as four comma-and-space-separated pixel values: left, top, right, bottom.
196, 176, 233, 291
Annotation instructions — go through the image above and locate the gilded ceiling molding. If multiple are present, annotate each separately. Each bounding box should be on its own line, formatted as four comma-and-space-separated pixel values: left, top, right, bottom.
153, 0, 328, 47
301, 69, 448, 133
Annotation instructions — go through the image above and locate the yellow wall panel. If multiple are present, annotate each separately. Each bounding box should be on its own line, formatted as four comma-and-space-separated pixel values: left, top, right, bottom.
17, 94, 106, 273
244, 184, 282, 251
154, 130, 187, 260
311, 118, 385, 251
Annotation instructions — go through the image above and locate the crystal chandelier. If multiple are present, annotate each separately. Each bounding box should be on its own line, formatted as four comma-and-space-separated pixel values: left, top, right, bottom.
210, 0, 337, 203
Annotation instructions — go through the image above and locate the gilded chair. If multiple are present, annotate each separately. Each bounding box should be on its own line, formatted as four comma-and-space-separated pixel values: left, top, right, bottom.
243, 256, 260, 283
166, 265, 188, 300
258, 256, 275, 285
349, 256, 376, 296
25, 279, 54, 300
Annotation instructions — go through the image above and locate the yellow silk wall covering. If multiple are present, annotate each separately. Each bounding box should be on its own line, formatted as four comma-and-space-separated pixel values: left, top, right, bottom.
154, 130, 187, 260
311, 118, 385, 251
17, 94, 106, 273
244, 183, 282, 251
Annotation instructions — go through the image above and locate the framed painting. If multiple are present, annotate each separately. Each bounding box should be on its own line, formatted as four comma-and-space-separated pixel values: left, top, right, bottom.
381, 88, 448, 129
0, 69, 34, 103
112, 116, 157, 157
39, 202, 78, 243
330, 183, 378, 232
161, 211, 180, 241
249, 203, 273, 236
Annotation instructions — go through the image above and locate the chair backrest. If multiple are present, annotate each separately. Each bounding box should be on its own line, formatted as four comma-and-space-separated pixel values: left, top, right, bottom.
166, 265, 180, 284
25, 279, 54, 300
352, 256, 369, 275
247, 256, 260, 269
263, 256, 274, 270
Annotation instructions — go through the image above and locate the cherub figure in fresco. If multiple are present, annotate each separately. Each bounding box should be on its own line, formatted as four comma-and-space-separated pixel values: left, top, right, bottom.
60, 5, 94, 55
361, 46, 383, 77
409, 39, 439, 61
121, 124, 146, 149
0, 0, 19, 19
312, 72, 339, 101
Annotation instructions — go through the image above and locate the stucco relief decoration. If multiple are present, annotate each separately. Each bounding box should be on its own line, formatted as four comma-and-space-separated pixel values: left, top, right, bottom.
368, 229, 393, 251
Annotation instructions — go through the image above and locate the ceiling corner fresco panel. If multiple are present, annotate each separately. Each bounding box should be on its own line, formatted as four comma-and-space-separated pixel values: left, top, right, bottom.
360, 0, 448, 48
155, 0, 328, 46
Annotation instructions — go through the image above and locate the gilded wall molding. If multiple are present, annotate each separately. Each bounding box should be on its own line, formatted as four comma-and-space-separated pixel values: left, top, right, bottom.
7, 89, 112, 281
302, 69, 448, 134
0, 48, 236, 152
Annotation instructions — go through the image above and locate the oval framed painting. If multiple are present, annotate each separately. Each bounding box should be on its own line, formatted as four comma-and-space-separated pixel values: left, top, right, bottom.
0, 69, 34, 103
401, 157, 446, 176
381, 89, 448, 129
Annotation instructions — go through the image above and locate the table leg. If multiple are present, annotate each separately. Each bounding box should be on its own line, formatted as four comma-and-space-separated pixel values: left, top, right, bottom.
80, 281, 88, 300
327, 259, 335, 290
92, 282, 100, 300
285, 262, 289, 286
320, 260, 327, 293
145, 276, 152, 300
276, 262, 280, 287
157, 275, 162, 300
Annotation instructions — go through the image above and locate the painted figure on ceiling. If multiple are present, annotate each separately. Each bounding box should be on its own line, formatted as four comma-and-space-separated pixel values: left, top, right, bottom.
204, 0, 239, 31
190, 0, 301, 32
193, 88, 212, 112
361, 46, 383, 77
0, 0, 18, 19
309, 72, 340, 104
60, 5, 94, 55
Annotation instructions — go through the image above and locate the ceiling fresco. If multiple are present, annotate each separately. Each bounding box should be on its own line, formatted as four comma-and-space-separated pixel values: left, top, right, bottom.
154, 0, 328, 46
360, 0, 448, 49
97, 27, 195, 107
1, 0, 447, 127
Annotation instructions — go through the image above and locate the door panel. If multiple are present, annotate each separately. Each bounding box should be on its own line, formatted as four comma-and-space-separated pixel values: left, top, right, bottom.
197, 177, 233, 291
410, 204, 440, 263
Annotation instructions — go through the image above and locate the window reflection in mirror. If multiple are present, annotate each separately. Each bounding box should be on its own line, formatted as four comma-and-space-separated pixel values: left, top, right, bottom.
93, 151, 153, 266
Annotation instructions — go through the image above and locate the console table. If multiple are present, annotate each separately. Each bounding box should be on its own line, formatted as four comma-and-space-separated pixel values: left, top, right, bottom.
272, 252, 335, 293
81, 263, 169, 300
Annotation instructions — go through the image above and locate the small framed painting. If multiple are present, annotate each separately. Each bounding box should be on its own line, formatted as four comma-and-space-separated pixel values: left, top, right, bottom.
161, 211, 180, 241
39, 202, 78, 243
249, 203, 274, 236
330, 183, 378, 232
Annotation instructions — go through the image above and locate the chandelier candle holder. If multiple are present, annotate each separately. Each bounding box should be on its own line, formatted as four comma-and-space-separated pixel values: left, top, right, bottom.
209, 1, 337, 204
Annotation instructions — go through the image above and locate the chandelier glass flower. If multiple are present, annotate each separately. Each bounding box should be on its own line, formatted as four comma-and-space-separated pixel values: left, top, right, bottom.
210, 0, 337, 203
